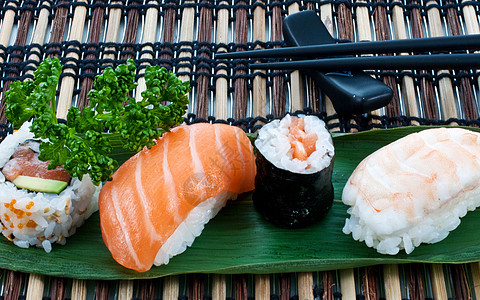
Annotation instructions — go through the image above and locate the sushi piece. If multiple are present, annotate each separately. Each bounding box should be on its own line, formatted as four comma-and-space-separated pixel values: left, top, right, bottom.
0, 122, 100, 252
253, 114, 335, 229
342, 127, 480, 255
99, 123, 256, 272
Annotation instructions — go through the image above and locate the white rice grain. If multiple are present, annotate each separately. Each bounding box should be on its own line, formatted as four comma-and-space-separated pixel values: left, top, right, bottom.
42, 240, 52, 253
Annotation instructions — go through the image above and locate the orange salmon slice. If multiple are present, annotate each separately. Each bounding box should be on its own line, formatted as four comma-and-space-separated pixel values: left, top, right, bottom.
288, 116, 318, 161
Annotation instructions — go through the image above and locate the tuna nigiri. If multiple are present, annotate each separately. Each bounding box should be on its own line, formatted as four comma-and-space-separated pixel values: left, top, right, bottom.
99, 123, 256, 272
342, 127, 480, 255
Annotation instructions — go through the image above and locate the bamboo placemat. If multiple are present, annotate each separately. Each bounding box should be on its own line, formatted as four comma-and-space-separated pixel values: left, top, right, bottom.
0, 1, 479, 299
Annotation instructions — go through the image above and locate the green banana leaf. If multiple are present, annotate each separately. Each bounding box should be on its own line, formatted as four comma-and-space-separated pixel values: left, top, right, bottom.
1, 125, 480, 280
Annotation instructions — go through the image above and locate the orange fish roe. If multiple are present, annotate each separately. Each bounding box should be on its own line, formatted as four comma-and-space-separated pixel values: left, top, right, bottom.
3, 214, 10, 222
26, 212, 32, 216
18, 223, 24, 229
26, 220, 36, 228
14, 210, 25, 219
9, 223, 14, 228
4, 199, 16, 209
26, 201, 34, 210
4, 199, 30, 219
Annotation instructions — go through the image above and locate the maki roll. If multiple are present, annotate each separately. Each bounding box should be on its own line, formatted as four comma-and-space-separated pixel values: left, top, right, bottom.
0, 122, 100, 252
253, 114, 335, 228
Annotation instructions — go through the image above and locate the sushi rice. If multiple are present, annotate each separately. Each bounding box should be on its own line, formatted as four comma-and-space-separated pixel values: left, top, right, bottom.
154, 191, 235, 266
0, 122, 100, 252
254, 114, 334, 174
342, 195, 477, 255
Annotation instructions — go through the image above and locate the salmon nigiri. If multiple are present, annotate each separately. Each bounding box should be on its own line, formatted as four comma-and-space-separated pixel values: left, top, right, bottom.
99, 123, 256, 272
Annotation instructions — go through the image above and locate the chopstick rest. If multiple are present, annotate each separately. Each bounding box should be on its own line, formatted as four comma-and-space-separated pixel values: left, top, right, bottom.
281, 11, 393, 116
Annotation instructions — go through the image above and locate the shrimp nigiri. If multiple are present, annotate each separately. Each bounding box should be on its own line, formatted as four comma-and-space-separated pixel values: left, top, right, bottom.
343, 127, 480, 255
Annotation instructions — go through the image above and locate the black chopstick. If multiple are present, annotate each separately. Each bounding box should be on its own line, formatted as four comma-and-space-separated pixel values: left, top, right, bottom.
249, 53, 480, 71
216, 34, 480, 59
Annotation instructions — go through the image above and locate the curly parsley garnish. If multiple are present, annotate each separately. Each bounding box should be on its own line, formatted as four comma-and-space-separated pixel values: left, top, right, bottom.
5, 58, 190, 185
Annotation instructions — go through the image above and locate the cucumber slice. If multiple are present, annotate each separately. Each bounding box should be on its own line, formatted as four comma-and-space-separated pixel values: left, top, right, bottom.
12, 175, 68, 194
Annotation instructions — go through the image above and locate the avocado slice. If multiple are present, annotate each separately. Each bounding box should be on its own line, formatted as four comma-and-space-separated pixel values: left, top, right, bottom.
12, 175, 68, 194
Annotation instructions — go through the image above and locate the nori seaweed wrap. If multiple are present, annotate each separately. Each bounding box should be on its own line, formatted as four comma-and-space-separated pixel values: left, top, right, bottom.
253, 115, 335, 229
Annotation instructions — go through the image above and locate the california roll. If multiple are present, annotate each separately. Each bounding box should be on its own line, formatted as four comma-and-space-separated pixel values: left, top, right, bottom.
0, 122, 100, 252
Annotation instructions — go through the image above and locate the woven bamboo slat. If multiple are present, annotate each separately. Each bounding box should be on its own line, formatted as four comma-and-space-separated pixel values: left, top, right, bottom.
287, 3, 305, 113
254, 274, 270, 300
430, 263, 449, 299
373, 0, 401, 121
426, 0, 458, 120
252, 0, 267, 119
0, 1, 479, 299
134, 1, 159, 102
103, 1, 122, 64
339, 268, 356, 300
212, 274, 226, 300
162, 276, 179, 300
296, 272, 312, 300
177, 0, 195, 103
355, 0, 383, 124
383, 264, 402, 300
25, 1, 51, 76
25, 273, 44, 300
391, 0, 421, 123
57, 0, 88, 119
114, 280, 132, 300
214, 0, 230, 120
0, 2, 16, 61
470, 262, 480, 298
71, 279, 87, 300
